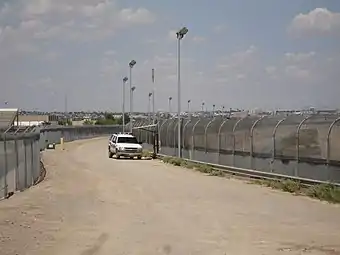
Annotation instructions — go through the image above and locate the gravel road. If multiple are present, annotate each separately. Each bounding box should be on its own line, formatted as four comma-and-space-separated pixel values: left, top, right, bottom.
0, 138, 340, 255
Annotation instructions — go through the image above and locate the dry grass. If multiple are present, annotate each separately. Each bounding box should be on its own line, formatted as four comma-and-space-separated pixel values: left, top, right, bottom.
161, 156, 340, 203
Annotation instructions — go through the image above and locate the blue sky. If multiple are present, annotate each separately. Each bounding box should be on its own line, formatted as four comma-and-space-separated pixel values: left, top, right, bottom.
0, 0, 339, 112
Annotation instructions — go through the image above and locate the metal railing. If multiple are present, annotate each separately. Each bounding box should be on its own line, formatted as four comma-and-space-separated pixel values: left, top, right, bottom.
133, 115, 340, 184
1, 125, 121, 200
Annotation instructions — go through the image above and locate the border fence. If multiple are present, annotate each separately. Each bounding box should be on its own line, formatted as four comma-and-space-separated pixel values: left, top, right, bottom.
0, 125, 121, 200
133, 115, 340, 184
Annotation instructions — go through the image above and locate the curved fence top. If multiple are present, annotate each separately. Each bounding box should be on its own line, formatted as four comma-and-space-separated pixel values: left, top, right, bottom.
41, 124, 121, 132
0, 131, 40, 141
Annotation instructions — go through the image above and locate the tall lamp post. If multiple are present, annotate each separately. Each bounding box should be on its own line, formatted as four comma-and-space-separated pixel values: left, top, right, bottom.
129, 60, 136, 132
187, 99, 191, 119
151, 68, 155, 124
176, 26, 188, 157
212, 104, 216, 116
148, 92, 153, 123
122, 76, 128, 133
201, 101, 205, 112
168, 97, 172, 115
131, 86, 136, 132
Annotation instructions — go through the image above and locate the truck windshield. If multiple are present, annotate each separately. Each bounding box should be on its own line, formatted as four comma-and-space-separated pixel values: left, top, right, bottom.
117, 137, 138, 144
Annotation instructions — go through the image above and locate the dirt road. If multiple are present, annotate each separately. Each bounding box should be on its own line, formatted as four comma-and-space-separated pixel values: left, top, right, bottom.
0, 138, 340, 255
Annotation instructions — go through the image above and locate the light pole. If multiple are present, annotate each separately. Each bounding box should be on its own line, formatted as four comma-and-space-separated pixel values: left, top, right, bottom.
148, 92, 153, 123
212, 104, 216, 116
122, 76, 128, 133
129, 60, 136, 132
168, 97, 172, 115
152, 68, 155, 124
176, 26, 188, 158
222, 105, 225, 117
187, 99, 191, 119
201, 101, 205, 112
131, 86, 136, 131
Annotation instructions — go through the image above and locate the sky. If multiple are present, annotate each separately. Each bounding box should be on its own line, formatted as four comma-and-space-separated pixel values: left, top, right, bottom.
0, 0, 340, 112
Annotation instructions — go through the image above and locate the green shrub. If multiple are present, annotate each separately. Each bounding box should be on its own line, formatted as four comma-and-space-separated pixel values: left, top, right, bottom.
306, 184, 340, 203
160, 156, 340, 203
281, 179, 302, 193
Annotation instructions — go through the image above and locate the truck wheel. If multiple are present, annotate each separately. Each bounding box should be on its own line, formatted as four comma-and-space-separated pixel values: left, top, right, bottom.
108, 151, 113, 158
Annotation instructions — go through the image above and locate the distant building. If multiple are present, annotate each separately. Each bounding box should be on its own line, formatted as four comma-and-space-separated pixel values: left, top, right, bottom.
18, 114, 59, 126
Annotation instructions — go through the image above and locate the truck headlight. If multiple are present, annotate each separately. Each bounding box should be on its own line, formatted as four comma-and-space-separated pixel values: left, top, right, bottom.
118, 146, 125, 151
137, 148, 143, 152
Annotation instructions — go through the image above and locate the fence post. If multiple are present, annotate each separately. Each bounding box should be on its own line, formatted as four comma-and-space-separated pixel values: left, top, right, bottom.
204, 119, 214, 153
3, 137, 8, 197
232, 118, 244, 166
272, 118, 286, 173
326, 117, 340, 181
159, 119, 169, 152
296, 116, 311, 177
217, 119, 228, 165
30, 137, 34, 186
326, 117, 340, 165
24, 138, 28, 190
191, 119, 201, 160
166, 119, 173, 148
14, 137, 19, 191
182, 119, 191, 157
250, 116, 265, 168
173, 121, 178, 157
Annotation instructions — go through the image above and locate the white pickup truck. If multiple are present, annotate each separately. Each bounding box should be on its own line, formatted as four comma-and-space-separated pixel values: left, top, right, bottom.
108, 133, 143, 159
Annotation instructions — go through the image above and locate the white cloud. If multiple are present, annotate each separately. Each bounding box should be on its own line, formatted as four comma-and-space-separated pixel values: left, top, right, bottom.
289, 8, 340, 37
119, 8, 156, 24
284, 52, 316, 63
168, 29, 178, 41
104, 50, 116, 56
213, 24, 227, 34
44, 51, 60, 61
284, 65, 310, 80
0, 0, 156, 46
215, 45, 258, 79
28, 76, 53, 89
192, 36, 206, 43
265, 66, 276, 75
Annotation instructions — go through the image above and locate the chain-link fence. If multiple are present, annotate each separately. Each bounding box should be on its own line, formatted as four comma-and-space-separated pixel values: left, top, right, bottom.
135, 115, 340, 184
1, 125, 121, 200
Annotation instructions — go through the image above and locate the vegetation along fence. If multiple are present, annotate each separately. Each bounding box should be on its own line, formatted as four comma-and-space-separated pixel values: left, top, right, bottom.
0, 125, 121, 200
133, 114, 340, 184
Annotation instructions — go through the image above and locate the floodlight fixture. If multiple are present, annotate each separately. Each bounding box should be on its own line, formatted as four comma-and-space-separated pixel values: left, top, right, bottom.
176, 27, 189, 40
123, 76, 128, 82
129, 60, 136, 68
131, 86, 136, 92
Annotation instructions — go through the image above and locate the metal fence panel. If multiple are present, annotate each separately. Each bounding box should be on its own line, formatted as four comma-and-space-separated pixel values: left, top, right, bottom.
0, 140, 6, 198
275, 115, 305, 158
219, 118, 239, 151
193, 118, 212, 150
17, 139, 26, 191
24, 139, 33, 189
206, 117, 224, 151
253, 116, 282, 155
329, 120, 340, 161
167, 119, 177, 148
234, 116, 260, 152
300, 115, 338, 159
4, 140, 16, 194
32, 138, 40, 183
1, 125, 122, 200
